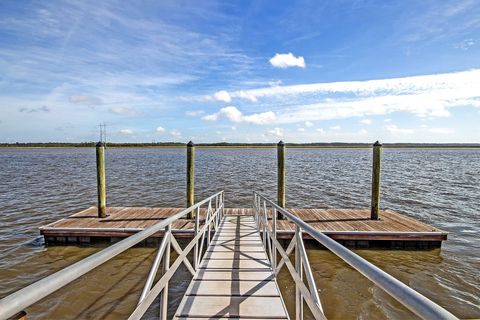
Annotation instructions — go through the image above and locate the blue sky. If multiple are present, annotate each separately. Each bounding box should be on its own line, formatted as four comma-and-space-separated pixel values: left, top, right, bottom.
1, 0, 479, 143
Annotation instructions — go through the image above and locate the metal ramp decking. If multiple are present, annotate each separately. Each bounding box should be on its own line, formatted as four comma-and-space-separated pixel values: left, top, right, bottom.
174, 215, 289, 319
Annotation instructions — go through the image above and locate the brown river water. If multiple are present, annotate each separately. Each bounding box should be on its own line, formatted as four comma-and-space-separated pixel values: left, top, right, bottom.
0, 147, 479, 319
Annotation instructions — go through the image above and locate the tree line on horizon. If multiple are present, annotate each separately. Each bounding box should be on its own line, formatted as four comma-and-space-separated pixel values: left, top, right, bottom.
1, 142, 479, 148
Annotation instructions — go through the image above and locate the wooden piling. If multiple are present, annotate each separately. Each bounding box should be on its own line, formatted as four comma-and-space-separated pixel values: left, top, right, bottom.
96, 142, 107, 218
371, 141, 382, 220
187, 141, 195, 219
277, 141, 285, 219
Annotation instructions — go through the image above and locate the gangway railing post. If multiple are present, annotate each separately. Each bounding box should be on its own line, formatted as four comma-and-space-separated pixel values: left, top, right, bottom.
262, 201, 267, 245
194, 206, 200, 270
295, 225, 303, 320
221, 192, 224, 218
138, 228, 170, 304
253, 193, 258, 227
272, 208, 277, 271
207, 200, 212, 246
159, 224, 171, 320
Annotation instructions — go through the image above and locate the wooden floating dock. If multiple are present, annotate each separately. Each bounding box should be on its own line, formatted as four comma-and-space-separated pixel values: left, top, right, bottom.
174, 215, 289, 319
40, 207, 447, 248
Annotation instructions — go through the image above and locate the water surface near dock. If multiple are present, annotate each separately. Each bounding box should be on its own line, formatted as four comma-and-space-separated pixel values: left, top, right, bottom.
0, 147, 479, 319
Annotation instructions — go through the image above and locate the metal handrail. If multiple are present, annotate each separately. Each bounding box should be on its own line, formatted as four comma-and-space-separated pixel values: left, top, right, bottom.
254, 194, 326, 320
253, 192, 458, 320
0, 191, 224, 320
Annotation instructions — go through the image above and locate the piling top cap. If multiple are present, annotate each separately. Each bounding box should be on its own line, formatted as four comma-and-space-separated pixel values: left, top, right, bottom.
373, 140, 382, 147
277, 140, 285, 146
187, 140, 194, 147
96, 141, 104, 147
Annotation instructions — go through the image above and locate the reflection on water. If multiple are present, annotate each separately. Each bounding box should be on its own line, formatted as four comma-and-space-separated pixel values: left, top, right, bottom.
0, 147, 479, 319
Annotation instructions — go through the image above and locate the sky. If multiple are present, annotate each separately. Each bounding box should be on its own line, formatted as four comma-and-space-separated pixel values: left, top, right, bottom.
1, 0, 480, 143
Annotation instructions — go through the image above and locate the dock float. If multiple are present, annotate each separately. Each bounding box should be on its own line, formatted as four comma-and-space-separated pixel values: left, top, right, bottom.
40, 207, 448, 248
174, 215, 288, 319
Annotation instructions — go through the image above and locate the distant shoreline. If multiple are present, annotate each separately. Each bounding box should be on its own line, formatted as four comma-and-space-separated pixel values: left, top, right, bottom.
1, 142, 479, 149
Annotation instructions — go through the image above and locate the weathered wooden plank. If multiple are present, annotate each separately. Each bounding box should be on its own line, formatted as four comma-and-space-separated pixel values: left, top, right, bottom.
40, 207, 448, 244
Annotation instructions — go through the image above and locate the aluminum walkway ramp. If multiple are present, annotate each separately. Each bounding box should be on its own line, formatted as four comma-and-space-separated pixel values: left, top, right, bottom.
174, 215, 289, 319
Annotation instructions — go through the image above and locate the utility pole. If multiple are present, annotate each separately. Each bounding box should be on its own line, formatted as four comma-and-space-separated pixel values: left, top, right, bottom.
98, 123, 107, 147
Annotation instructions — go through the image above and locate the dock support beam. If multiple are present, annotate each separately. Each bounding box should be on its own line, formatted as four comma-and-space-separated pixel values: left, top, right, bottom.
187, 141, 195, 219
371, 141, 382, 220
277, 141, 286, 219
96, 142, 107, 218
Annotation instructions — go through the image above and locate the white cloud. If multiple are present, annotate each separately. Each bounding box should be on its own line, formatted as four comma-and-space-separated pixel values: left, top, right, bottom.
213, 90, 231, 102
360, 119, 372, 125
120, 129, 134, 135
109, 106, 141, 116
305, 121, 314, 127
185, 110, 204, 116
385, 124, 414, 134
170, 129, 181, 138
267, 127, 284, 138
298, 127, 305, 132
156, 126, 166, 133
384, 118, 392, 123
202, 114, 219, 121
269, 53, 306, 69
202, 106, 276, 125
316, 128, 326, 135
206, 90, 257, 103
330, 125, 341, 130
359, 129, 368, 134
231, 126, 237, 130
429, 108, 450, 117
200, 69, 480, 125
236, 90, 258, 102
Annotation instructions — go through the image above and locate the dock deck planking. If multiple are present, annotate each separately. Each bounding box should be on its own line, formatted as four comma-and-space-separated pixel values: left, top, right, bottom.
173, 216, 289, 319
39, 207, 448, 242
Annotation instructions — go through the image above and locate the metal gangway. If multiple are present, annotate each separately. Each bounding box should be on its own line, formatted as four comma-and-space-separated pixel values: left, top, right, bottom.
0, 191, 458, 319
